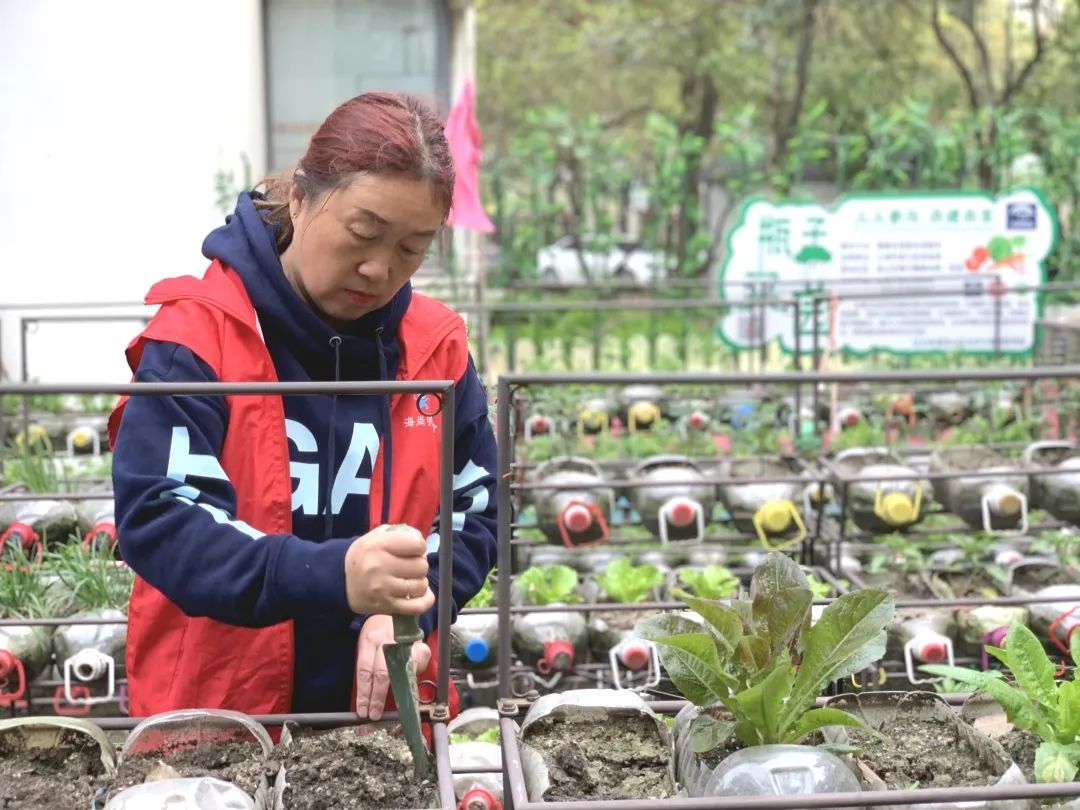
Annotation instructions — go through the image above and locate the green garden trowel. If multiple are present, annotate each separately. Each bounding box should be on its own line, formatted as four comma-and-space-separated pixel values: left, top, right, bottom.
385, 611, 435, 780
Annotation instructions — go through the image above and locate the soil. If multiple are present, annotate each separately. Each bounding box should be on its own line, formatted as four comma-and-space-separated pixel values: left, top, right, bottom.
0, 729, 107, 810
524, 713, 674, 800
110, 740, 267, 798
270, 725, 438, 810
590, 607, 654, 633
846, 713, 1002, 789
999, 727, 1041, 781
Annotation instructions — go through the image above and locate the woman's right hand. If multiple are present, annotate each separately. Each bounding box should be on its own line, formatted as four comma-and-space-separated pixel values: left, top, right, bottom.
344, 524, 434, 616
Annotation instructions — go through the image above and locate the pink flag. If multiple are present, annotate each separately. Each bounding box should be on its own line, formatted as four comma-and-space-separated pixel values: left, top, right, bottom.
444, 81, 495, 233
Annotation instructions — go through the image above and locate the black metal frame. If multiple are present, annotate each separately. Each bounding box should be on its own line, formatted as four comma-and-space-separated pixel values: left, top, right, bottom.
0, 378, 461, 809
494, 365, 1080, 809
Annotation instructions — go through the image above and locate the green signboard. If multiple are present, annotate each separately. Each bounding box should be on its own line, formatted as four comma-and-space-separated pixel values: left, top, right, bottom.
717, 188, 1058, 356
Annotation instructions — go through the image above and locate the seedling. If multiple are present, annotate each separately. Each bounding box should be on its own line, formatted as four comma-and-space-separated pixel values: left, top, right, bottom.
515, 564, 582, 606
595, 557, 663, 604
675, 564, 740, 600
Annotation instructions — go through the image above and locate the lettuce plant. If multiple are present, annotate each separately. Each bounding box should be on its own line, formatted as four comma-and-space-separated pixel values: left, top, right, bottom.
595, 557, 663, 603
515, 564, 582, 606
676, 564, 739, 600
637, 552, 892, 752
924, 622, 1080, 783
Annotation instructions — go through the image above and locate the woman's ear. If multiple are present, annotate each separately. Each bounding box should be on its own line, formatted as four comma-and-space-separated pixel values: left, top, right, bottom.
288, 182, 306, 220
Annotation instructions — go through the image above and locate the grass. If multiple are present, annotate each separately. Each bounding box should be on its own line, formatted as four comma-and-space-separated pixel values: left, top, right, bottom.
44, 540, 132, 614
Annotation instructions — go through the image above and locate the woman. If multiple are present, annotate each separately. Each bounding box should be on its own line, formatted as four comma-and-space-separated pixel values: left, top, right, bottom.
109, 92, 497, 719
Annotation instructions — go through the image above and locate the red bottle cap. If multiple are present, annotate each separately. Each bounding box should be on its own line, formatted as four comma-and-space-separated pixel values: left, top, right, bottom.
562, 504, 593, 534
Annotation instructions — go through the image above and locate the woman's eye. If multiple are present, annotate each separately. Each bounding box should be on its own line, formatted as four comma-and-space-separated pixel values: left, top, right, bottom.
400, 245, 423, 257
351, 230, 377, 242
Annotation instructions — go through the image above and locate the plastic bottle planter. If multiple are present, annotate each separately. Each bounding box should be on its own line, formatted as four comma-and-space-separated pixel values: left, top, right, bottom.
523, 413, 556, 441
66, 417, 106, 456
953, 604, 1028, 669
581, 579, 662, 692
832, 448, 934, 533
617, 384, 667, 433
714, 456, 806, 550
819, 691, 1028, 810
0, 716, 117, 808
1021, 583, 1080, 655
577, 397, 615, 436
929, 446, 1030, 533
0, 487, 80, 553
449, 612, 499, 672
512, 609, 589, 677
531, 457, 614, 548
925, 391, 974, 428
448, 741, 503, 810
113, 709, 276, 810
51, 608, 126, 709
76, 493, 118, 553
0, 624, 52, 707
1021, 440, 1080, 525
518, 689, 675, 802
629, 456, 715, 544
673, 705, 861, 801
890, 613, 956, 685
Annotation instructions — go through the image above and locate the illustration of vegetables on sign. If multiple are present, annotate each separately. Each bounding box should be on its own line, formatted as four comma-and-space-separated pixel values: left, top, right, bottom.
964, 235, 1026, 273
717, 189, 1056, 357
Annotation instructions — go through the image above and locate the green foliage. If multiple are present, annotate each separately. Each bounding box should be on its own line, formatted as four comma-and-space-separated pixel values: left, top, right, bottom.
595, 557, 663, 604
676, 565, 740, 600
515, 565, 582, 606
865, 532, 928, 576
637, 553, 893, 750
0, 544, 50, 618
924, 623, 1080, 783
466, 578, 496, 609
450, 727, 500, 745
44, 541, 133, 614
2, 438, 64, 492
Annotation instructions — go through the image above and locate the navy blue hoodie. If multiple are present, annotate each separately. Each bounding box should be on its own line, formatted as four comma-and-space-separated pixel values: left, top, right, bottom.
112, 193, 497, 711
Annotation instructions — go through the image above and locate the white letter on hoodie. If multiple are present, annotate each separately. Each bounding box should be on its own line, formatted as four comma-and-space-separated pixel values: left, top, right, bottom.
331, 423, 380, 515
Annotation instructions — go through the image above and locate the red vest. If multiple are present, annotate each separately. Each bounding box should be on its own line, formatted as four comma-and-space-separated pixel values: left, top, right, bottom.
109, 261, 466, 718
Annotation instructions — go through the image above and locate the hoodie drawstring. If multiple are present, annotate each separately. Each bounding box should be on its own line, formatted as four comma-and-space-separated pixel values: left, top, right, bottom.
323, 335, 343, 539
375, 326, 394, 526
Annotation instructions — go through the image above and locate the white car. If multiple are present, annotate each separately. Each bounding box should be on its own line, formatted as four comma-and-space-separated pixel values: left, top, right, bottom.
536, 235, 668, 287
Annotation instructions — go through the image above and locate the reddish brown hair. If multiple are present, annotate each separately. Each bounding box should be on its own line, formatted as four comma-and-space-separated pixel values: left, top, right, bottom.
257, 92, 454, 250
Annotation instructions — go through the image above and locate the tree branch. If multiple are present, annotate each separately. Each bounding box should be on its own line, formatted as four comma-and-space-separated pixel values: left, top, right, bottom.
784, 0, 822, 139
1001, 0, 1047, 104
919, 0, 983, 112
955, 0, 994, 98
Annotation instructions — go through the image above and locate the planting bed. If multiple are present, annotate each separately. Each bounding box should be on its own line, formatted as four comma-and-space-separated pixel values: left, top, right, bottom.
109, 739, 268, 797
271, 725, 439, 810
0, 728, 107, 810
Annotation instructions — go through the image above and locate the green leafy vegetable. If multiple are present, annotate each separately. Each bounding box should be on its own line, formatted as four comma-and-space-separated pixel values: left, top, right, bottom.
465, 578, 495, 609
637, 552, 893, 751
676, 565, 740, 600
595, 557, 663, 603
923, 622, 1080, 783
515, 564, 582, 606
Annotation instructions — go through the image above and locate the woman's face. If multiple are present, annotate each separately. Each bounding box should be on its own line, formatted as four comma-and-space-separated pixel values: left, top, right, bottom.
281, 174, 444, 327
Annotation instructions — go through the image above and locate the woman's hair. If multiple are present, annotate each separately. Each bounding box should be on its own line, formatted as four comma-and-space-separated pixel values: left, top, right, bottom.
256, 92, 455, 250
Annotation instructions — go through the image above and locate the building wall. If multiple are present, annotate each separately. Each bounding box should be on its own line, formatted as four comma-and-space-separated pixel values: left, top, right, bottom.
0, 0, 465, 385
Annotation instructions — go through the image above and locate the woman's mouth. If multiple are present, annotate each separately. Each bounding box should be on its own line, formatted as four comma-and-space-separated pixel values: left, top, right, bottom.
344, 290, 377, 306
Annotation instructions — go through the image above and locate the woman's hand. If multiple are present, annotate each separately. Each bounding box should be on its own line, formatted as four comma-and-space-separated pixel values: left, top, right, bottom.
355, 614, 432, 720
344, 524, 434, 616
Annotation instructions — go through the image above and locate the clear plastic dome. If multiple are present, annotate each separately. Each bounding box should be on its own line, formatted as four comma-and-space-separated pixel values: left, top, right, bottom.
103, 777, 255, 810
120, 709, 273, 761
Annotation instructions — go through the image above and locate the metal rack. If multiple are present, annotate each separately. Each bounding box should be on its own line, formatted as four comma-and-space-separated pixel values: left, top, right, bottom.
494, 366, 1080, 808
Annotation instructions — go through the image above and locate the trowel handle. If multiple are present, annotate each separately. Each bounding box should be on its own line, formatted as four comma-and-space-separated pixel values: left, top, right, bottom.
393, 614, 424, 645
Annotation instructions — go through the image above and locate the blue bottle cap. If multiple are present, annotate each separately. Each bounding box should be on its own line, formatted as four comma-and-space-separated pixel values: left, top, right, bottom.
464, 638, 490, 664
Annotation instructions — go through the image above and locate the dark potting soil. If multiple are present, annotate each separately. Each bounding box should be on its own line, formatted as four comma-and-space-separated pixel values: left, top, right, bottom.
847, 713, 1001, 790
270, 725, 438, 810
110, 740, 267, 798
999, 727, 1041, 781
525, 713, 674, 800
0, 730, 107, 810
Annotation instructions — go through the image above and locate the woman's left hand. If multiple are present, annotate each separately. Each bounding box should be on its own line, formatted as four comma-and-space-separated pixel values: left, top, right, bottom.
355, 614, 432, 720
